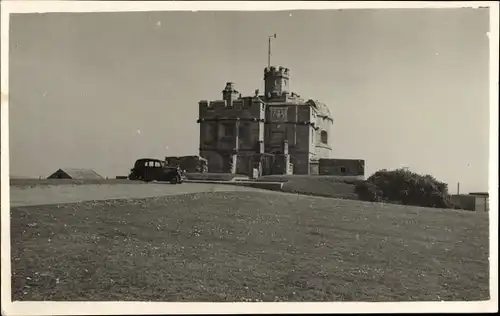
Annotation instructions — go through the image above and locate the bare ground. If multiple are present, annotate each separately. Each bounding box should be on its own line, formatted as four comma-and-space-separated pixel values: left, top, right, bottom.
10, 191, 489, 302
9, 182, 271, 207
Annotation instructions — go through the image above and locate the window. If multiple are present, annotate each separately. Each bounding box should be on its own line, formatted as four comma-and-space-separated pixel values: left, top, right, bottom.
146, 161, 160, 168
223, 123, 236, 137
204, 123, 217, 144
339, 166, 346, 174
320, 130, 328, 144
239, 123, 249, 140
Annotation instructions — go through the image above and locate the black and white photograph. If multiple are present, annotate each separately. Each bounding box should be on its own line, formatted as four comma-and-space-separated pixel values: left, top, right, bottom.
1, 1, 498, 315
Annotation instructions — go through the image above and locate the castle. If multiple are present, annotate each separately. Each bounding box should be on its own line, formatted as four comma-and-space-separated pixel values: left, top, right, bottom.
197, 65, 363, 177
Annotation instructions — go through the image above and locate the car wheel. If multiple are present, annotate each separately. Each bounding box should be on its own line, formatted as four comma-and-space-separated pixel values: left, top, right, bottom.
170, 176, 180, 184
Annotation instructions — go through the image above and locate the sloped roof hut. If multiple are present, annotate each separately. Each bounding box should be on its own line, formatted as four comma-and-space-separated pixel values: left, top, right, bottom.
47, 168, 104, 180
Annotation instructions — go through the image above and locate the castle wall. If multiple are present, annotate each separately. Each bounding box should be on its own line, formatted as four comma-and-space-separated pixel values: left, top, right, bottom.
314, 115, 334, 159
294, 106, 315, 174
199, 150, 225, 173
263, 103, 315, 174
198, 95, 265, 173
197, 66, 339, 176
236, 155, 251, 175
291, 153, 310, 175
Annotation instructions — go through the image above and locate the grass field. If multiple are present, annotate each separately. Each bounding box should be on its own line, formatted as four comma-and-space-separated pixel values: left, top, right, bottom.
11, 191, 489, 302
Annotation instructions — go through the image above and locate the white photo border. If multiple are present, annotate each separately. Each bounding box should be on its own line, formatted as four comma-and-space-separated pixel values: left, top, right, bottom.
1, 1, 498, 315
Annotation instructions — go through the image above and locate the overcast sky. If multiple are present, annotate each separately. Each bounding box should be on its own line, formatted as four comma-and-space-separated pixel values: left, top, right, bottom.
8, 8, 490, 193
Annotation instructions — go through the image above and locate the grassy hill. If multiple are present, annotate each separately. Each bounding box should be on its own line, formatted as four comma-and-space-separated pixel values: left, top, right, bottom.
10, 191, 489, 302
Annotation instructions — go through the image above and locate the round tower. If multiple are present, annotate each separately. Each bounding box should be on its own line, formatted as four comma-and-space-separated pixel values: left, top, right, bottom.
263, 66, 290, 99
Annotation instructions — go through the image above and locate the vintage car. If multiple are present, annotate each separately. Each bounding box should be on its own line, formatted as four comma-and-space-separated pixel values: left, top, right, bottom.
165, 155, 208, 173
128, 158, 185, 184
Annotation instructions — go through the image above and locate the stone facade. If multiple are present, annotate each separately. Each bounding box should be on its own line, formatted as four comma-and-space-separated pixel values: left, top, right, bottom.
317, 158, 365, 177
197, 66, 334, 175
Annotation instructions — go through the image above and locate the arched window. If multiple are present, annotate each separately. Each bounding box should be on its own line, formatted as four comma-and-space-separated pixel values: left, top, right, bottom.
320, 130, 328, 144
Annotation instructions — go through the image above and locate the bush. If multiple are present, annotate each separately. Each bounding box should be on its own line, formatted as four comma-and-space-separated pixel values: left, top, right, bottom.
354, 181, 383, 202
355, 168, 453, 209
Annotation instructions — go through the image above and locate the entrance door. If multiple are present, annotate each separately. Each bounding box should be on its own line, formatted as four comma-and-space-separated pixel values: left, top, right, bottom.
236, 155, 250, 176
261, 155, 275, 176
270, 131, 285, 153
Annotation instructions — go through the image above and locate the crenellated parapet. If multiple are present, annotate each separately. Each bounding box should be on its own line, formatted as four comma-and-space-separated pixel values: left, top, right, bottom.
198, 94, 265, 122
264, 66, 290, 98
264, 66, 290, 79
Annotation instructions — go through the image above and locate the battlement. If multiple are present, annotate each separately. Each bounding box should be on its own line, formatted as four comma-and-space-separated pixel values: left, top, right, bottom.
199, 96, 265, 121
264, 66, 290, 79
199, 100, 226, 109
199, 97, 263, 109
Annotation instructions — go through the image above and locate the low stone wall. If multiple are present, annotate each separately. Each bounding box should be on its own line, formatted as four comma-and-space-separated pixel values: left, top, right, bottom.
185, 173, 248, 181
185, 180, 283, 191
318, 158, 365, 177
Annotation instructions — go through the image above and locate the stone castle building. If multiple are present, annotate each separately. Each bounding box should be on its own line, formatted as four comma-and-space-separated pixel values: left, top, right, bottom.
197, 65, 338, 176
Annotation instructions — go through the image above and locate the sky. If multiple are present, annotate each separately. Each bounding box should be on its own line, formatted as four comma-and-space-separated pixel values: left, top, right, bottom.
8, 8, 490, 193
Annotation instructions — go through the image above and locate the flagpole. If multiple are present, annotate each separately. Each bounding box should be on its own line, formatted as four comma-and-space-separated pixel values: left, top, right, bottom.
268, 36, 271, 67
268, 33, 276, 68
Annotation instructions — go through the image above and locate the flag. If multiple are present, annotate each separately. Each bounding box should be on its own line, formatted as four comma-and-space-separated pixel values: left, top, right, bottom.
273, 33, 277, 38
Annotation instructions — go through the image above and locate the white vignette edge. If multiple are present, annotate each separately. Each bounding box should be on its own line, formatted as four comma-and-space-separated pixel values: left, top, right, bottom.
0, 1, 498, 315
